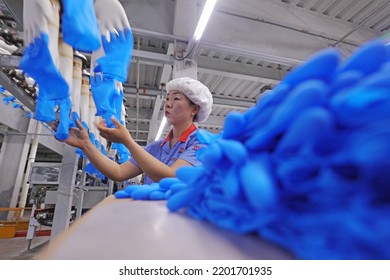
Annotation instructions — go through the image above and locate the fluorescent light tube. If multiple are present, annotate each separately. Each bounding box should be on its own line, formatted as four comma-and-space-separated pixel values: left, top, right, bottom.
193, 0, 217, 41
155, 116, 167, 141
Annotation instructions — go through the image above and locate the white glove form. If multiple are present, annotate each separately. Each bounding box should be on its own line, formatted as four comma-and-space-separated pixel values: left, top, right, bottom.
23, 0, 60, 64
90, 0, 130, 72
80, 71, 90, 123
94, 0, 130, 36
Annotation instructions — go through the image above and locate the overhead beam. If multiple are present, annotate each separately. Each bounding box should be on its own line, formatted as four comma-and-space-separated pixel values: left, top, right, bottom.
197, 56, 285, 84
132, 49, 284, 85
124, 87, 255, 109
127, 0, 380, 65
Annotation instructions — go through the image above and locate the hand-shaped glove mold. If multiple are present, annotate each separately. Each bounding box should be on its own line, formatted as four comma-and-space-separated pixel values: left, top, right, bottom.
94, 0, 130, 37
20, 0, 69, 101
94, 28, 134, 82
91, 0, 132, 80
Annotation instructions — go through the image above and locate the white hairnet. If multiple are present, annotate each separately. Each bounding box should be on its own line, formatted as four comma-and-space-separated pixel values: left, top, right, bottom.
166, 77, 213, 123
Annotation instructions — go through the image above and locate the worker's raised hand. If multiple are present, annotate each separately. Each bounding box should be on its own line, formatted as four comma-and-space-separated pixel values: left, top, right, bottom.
97, 116, 132, 145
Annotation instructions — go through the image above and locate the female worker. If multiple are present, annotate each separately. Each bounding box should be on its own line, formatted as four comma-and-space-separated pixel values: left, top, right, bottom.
62, 77, 213, 184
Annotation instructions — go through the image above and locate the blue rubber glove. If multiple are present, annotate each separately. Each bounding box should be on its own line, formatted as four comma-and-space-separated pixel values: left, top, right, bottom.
167, 187, 200, 212
175, 165, 206, 183
330, 70, 363, 96
221, 166, 242, 200
280, 48, 341, 88
69, 111, 80, 129
33, 93, 57, 123
115, 190, 132, 199
239, 156, 277, 210
217, 139, 248, 165
2, 96, 15, 105
159, 177, 183, 191
89, 132, 96, 147
196, 129, 220, 144
196, 142, 223, 168
55, 98, 72, 141
331, 86, 390, 128
274, 108, 335, 156
61, 0, 100, 52
130, 184, 160, 200
222, 111, 246, 140
246, 80, 328, 151
113, 87, 124, 121
117, 144, 130, 164
94, 28, 134, 82
101, 145, 107, 156
335, 40, 387, 76
84, 162, 98, 176
20, 33, 69, 100
90, 75, 117, 127
122, 183, 165, 200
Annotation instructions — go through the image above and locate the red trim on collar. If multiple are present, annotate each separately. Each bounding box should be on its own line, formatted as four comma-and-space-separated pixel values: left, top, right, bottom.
161, 124, 197, 146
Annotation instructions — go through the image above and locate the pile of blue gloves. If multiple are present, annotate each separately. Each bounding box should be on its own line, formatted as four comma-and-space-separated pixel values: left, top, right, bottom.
115, 40, 390, 260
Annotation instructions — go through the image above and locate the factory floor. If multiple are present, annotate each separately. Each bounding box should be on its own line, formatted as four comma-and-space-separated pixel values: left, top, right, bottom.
0, 235, 50, 260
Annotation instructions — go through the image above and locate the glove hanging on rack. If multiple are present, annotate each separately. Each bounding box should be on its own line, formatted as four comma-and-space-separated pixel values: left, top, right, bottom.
94, 28, 134, 82
60, 0, 100, 52
20, 0, 69, 101
91, 0, 133, 81
90, 75, 118, 128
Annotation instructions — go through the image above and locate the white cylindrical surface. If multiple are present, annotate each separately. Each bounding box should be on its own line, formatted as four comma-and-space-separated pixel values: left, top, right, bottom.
80, 73, 90, 123
71, 55, 83, 115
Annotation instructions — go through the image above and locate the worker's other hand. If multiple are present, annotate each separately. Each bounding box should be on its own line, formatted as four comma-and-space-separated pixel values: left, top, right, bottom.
97, 116, 131, 145
61, 0, 100, 52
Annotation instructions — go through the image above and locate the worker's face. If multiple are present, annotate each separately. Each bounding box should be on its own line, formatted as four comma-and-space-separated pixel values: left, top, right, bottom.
164, 90, 198, 125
